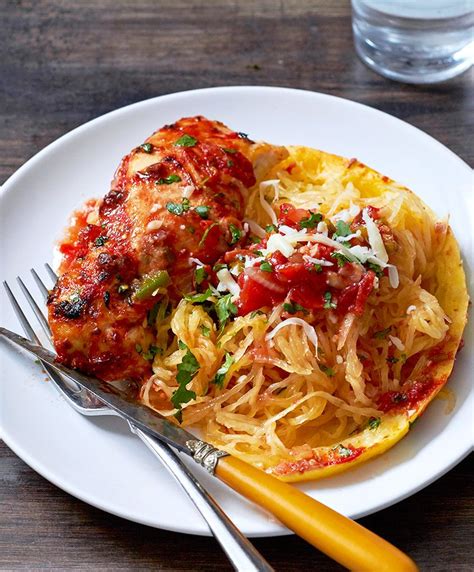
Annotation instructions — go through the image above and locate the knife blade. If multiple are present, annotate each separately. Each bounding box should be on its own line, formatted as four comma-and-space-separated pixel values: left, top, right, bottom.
0, 326, 197, 454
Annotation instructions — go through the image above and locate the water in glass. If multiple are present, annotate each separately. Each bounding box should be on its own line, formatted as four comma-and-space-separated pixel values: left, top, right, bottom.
352, 0, 474, 83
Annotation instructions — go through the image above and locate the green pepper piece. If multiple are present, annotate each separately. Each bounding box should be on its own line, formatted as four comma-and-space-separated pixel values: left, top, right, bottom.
133, 270, 170, 301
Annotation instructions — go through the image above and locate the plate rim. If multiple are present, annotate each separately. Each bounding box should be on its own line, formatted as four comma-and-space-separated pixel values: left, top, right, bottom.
1, 85, 472, 537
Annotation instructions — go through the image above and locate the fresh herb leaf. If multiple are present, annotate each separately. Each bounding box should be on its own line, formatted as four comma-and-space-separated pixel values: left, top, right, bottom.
135, 343, 143, 354
283, 301, 307, 314
334, 220, 352, 238
373, 326, 391, 339
103, 291, 110, 307
213, 353, 234, 388
300, 211, 323, 229
320, 364, 335, 377
229, 224, 241, 245
215, 293, 237, 328
166, 199, 191, 216
199, 222, 219, 247
366, 262, 384, 277
250, 235, 261, 244
195, 205, 210, 219
140, 143, 153, 153
157, 174, 181, 185
94, 235, 108, 247
200, 324, 211, 337
226, 160, 234, 167
171, 343, 199, 416
367, 417, 381, 430
265, 224, 278, 233
184, 288, 213, 303
194, 266, 208, 285
260, 261, 273, 272
323, 291, 336, 310
313, 264, 323, 273
174, 134, 197, 147
142, 345, 160, 361
331, 251, 351, 267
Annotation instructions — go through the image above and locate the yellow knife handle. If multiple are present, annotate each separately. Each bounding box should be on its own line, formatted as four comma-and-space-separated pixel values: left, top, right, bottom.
215, 455, 418, 572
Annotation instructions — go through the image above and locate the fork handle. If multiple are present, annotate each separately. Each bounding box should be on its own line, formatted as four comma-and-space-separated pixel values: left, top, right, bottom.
130, 425, 274, 572
216, 456, 418, 572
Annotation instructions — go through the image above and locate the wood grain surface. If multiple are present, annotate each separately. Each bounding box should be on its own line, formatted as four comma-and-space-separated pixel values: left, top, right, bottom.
0, 1, 472, 570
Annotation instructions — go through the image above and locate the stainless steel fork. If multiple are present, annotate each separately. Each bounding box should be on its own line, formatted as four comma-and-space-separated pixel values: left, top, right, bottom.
3, 265, 274, 572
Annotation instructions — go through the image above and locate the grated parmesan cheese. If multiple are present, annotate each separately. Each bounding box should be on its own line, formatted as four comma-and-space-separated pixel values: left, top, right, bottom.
216, 268, 240, 298
266, 317, 318, 349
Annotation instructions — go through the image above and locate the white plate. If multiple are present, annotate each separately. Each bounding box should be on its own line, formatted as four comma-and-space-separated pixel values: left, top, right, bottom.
0, 86, 472, 537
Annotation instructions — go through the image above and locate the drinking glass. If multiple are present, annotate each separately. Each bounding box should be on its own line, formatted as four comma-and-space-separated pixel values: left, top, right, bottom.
352, 0, 474, 83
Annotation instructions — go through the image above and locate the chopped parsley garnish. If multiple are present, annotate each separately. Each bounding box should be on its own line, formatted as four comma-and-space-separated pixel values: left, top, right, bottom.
194, 266, 208, 286
223, 147, 237, 154
135, 343, 142, 354
260, 261, 273, 272
215, 293, 237, 328
157, 174, 181, 185
334, 220, 352, 237
174, 134, 197, 147
227, 160, 234, 167
250, 235, 261, 244
103, 291, 110, 307
184, 288, 213, 303
312, 264, 323, 273
367, 417, 381, 430
140, 143, 153, 153
366, 262, 384, 277
94, 235, 108, 247
283, 301, 307, 315
265, 224, 278, 233
323, 291, 336, 310
373, 326, 391, 339
331, 252, 351, 267
229, 224, 242, 245
320, 364, 335, 377
336, 445, 353, 458
300, 211, 323, 229
200, 324, 211, 337
166, 198, 191, 216
171, 342, 199, 420
195, 205, 210, 219
213, 353, 234, 388
142, 345, 161, 361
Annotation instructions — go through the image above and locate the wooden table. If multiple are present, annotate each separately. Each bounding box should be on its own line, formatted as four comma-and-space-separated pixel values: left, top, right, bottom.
1, 1, 472, 570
